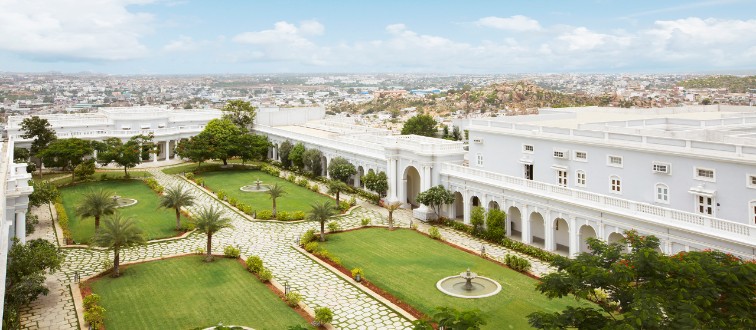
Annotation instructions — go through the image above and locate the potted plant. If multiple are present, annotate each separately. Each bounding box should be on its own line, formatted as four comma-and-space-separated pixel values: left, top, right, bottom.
313, 306, 333, 327
351, 268, 364, 282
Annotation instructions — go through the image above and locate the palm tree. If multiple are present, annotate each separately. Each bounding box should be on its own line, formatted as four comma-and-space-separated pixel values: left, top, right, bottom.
91, 213, 145, 277
385, 201, 402, 231
265, 184, 286, 218
327, 181, 349, 205
192, 205, 233, 262
159, 184, 196, 230
75, 188, 118, 231
307, 201, 337, 242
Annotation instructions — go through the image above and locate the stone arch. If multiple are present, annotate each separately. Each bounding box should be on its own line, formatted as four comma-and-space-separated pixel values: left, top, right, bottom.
508, 206, 522, 239
579, 225, 598, 253
529, 212, 546, 248
356, 165, 365, 188
488, 200, 500, 210
554, 218, 569, 253
470, 196, 481, 207
452, 191, 464, 219
320, 156, 328, 176
403, 166, 421, 207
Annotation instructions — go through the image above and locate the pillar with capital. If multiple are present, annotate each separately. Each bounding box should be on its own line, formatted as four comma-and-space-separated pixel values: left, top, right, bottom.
568, 216, 579, 257
15, 211, 26, 244
522, 205, 532, 244
386, 157, 399, 202
544, 211, 555, 251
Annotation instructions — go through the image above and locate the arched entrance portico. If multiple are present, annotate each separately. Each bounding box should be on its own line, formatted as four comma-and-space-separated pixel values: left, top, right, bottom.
452, 192, 464, 219
607, 232, 629, 253
356, 166, 365, 188
403, 166, 421, 207
529, 212, 545, 248
554, 218, 569, 254
579, 225, 598, 253
488, 200, 499, 210
320, 156, 328, 177
471, 196, 481, 207
508, 206, 522, 239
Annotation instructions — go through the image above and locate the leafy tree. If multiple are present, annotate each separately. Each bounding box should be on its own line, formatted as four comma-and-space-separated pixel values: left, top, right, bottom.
3, 239, 64, 329
470, 206, 485, 234
96, 134, 155, 176
278, 140, 293, 168
92, 213, 146, 277
307, 201, 337, 241
401, 114, 437, 137
13, 147, 29, 163
327, 157, 356, 183
528, 231, 756, 330
416, 185, 455, 217
327, 180, 349, 204
39, 138, 93, 182
701, 98, 712, 105
373, 171, 389, 196
237, 134, 269, 164
159, 185, 196, 230
385, 201, 401, 231
191, 205, 233, 262
175, 134, 214, 169
28, 180, 59, 208
288, 142, 306, 169
202, 118, 241, 165
20, 116, 57, 178
432, 306, 486, 330
75, 188, 118, 231
265, 184, 286, 218
222, 100, 257, 132
302, 148, 323, 176
73, 159, 96, 180
452, 126, 462, 141
485, 209, 506, 241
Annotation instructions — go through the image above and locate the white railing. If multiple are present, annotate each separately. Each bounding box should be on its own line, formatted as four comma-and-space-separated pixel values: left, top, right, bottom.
385, 136, 466, 154
441, 163, 755, 241
258, 126, 386, 160
12, 126, 206, 141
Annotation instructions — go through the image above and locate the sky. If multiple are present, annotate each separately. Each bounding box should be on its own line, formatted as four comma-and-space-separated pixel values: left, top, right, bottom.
1, 0, 755, 74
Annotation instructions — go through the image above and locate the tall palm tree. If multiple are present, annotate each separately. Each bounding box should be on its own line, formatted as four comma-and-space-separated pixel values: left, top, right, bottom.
385, 201, 402, 231
75, 188, 118, 231
307, 201, 337, 242
192, 205, 233, 262
265, 184, 286, 218
159, 184, 196, 230
92, 213, 145, 277
327, 181, 349, 205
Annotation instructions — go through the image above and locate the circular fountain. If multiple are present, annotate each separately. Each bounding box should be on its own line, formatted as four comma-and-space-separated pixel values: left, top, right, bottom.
240, 178, 270, 192
111, 194, 138, 208
436, 268, 502, 299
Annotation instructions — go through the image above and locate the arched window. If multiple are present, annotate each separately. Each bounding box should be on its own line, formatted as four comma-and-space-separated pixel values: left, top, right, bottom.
610, 175, 621, 194
655, 183, 669, 204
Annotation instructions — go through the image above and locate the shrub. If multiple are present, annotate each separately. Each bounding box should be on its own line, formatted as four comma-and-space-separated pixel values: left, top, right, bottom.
101, 259, 114, 272
246, 255, 263, 274
361, 218, 371, 226
501, 238, 558, 262
286, 174, 296, 182
314, 249, 341, 266
276, 211, 290, 221
216, 190, 227, 201
258, 267, 273, 282
238, 204, 253, 215
228, 197, 238, 207
83, 294, 101, 310
310, 184, 319, 193
256, 210, 273, 220
428, 226, 442, 240
261, 165, 280, 177
54, 202, 72, 242
470, 206, 485, 234
301, 229, 317, 244
410, 222, 418, 230
84, 305, 106, 329
285, 291, 302, 307
296, 178, 309, 187
504, 254, 531, 272
291, 211, 306, 220
185, 172, 195, 180
223, 245, 240, 258
195, 178, 205, 186
314, 307, 334, 325
351, 268, 364, 278
327, 221, 342, 232
348, 196, 357, 206
338, 201, 350, 213
304, 241, 319, 252
195, 247, 205, 255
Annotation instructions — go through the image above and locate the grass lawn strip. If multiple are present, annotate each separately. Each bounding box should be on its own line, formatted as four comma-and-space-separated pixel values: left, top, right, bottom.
320, 228, 591, 329
60, 180, 186, 243
88, 256, 308, 330
197, 170, 333, 213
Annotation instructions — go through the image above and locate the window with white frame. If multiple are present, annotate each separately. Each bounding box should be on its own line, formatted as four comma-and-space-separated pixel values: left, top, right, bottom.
655, 184, 669, 203
696, 195, 714, 216
652, 162, 670, 174
695, 167, 715, 181
576, 170, 586, 187
476, 153, 483, 166
523, 144, 534, 153
610, 175, 622, 193
608, 155, 623, 167
556, 170, 568, 187
553, 149, 567, 159
574, 151, 587, 161
750, 201, 756, 224
748, 175, 756, 189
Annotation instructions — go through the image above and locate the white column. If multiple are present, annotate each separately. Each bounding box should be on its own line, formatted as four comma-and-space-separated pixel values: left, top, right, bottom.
463, 191, 471, 224
386, 157, 398, 201
544, 211, 555, 251
522, 205, 532, 244
422, 165, 432, 191
152, 144, 158, 163
15, 212, 26, 244
568, 217, 579, 257
164, 140, 169, 161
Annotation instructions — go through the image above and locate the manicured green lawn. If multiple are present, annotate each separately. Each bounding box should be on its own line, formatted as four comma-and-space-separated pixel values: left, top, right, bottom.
60, 180, 184, 243
89, 256, 308, 330
321, 228, 590, 329
197, 170, 333, 213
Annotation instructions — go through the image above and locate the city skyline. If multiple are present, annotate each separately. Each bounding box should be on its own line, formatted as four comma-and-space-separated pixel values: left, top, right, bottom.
1, 0, 756, 74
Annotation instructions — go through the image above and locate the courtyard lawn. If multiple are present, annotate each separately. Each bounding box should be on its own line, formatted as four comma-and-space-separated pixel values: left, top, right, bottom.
321, 228, 591, 329
197, 170, 333, 213
60, 180, 184, 243
89, 256, 308, 330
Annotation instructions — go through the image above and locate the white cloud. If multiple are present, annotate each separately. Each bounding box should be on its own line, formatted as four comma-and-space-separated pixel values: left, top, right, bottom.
163, 36, 203, 52
0, 0, 155, 61
475, 15, 542, 32
232, 21, 330, 65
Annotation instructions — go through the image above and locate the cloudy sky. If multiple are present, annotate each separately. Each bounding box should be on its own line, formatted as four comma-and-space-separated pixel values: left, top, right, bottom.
1, 0, 755, 74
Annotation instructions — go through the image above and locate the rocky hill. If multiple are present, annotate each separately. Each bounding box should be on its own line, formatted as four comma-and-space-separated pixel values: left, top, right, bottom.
678, 75, 756, 93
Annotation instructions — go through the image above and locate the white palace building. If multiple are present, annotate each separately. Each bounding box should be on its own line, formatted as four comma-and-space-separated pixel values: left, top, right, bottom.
3, 105, 756, 264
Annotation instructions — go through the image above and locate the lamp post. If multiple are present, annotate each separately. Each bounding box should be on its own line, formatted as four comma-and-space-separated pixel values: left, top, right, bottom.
284, 281, 290, 295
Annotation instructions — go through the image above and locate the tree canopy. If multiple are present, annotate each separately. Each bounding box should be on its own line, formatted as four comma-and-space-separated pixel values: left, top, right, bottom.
528, 231, 756, 330
364, 170, 389, 196
237, 133, 270, 163
95, 134, 154, 176
416, 185, 455, 216
302, 148, 323, 176
327, 157, 356, 183
401, 114, 437, 137
175, 134, 214, 168
38, 138, 93, 181
202, 118, 242, 165
19, 116, 57, 177
288, 142, 306, 169
278, 140, 293, 168
221, 100, 257, 132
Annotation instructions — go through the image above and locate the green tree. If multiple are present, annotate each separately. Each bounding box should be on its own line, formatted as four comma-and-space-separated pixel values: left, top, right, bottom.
373, 171, 389, 196
327, 180, 349, 204
20, 116, 57, 178
416, 185, 455, 218
39, 138, 93, 182
265, 184, 286, 218
470, 206, 485, 234
91, 213, 146, 277
327, 157, 356, 183
288, 142, 306, 169
485, 208, 506, 241
202, 118, 241, 165
278, 140, 293, 168
28, 180, 59, 209
385, 201, 401, 231
433, 306, 486, 330
3, 239, 64, 329
307, 201, 337, 241
701, 98, 712, 105
13, 147, 29, 163
452, 126, 462, 141
401, 114, 437, 137
159, 185, 196, 230
528, 231, 756, 329
73, 159, 95, 180
237, 134, 269, 164
302, 148, 323, 176
191, 205, 233, 262
175, 134, 214, 169
222, 100, 257, 132
95, 134, 156, 176
75, 188, 118, 231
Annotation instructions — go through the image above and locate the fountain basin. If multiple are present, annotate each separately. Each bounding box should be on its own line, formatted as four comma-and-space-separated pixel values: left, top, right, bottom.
436, 275, 502, 299
240, 184, 271, 192
112, 197, 138, 208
